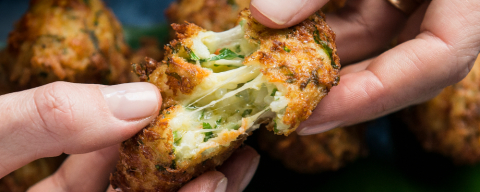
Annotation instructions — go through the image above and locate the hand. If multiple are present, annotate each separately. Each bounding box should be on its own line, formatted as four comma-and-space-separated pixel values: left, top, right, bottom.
251, 0, 480, 134
0, 82, 259, 192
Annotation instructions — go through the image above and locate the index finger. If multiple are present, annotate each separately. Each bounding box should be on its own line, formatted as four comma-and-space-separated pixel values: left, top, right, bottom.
250, 0, 330, 28
297, 0, 480, 134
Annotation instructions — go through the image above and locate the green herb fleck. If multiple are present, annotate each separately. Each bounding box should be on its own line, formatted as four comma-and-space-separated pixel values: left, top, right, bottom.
173, 131, 182, 145
189, 50, 200, 61
286, 78, 295, 83
283, 46, 291, 52
155, 165, 165, 171
209, 48, 244, 61
235, 45, 241, 53
166, 111, 171, 115
186, 105, 197, 110
83, 0, 90, 6
87, 30, 99, 50
94, 10, 102, 26
239, 20, 246, 27
227, 0, 236, 6
232, 124, 241, 130
203, 122, 213, 129
271, 88, 278, 96
313, 28, 321, 45
235, 109, 240, 113
313, 27, 337, 69
216, 118, 223, 125
203, 122, 215, 142
166, 72, 182, 81
242, 109, 253, 117
199, 109, 205, 120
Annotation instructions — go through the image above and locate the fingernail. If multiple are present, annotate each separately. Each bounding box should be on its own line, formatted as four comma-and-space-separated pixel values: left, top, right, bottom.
100, 82, 160, 120
297, 121, 342, 135
239, 155, 260, 191
251, 0, 306, 25
214, 177, 228, 192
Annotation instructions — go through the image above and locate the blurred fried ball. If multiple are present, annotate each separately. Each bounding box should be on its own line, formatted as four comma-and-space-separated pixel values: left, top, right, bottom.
405, 56, 480, 164
1, 0, 131, 91
258, 125, 367, 173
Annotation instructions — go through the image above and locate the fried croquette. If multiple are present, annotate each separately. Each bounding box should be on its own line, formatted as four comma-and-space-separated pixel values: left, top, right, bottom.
258, 125, 367, 173
166, 0, 250, 33
1, 0, 131, 90
0, 0, 131, 189
166, 0, 363, 174
111, 9, 340, 192
405, 56, 480, 164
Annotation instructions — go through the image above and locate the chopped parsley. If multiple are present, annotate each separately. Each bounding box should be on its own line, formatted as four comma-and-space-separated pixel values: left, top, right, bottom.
166, 72, 182, 81
273, 120, 279, 133
271, 88, 278, 96
173, 131, 182, 145
313, 27, 337, 69
209, 48, 244, 61
203, 122, 215, 142
186, 104, 197, 110
199, 109, 205, 120
283, 46, 291, 52
216, 118, 223, 125
242, 109, 253, 117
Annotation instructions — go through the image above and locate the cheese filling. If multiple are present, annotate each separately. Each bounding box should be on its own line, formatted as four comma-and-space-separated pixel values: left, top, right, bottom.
170, 23, 290, 159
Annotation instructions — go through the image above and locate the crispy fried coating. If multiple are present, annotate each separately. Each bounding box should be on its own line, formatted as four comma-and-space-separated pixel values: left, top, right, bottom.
405, 56, 480, 164
129, 38, 164, 66
1, 0, 131, 90
165, 0, 346, 33
0, 0, 131, 189
166, 0, 365, 175
258, 125, 367, 173
111, 9, 340, 192
166, 0, 250, 33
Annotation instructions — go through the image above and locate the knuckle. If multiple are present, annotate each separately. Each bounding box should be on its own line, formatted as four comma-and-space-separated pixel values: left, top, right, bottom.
34, 82, 77, 133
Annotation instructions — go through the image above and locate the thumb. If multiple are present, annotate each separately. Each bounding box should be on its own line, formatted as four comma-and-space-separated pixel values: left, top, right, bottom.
0, 82, 161, 177
250, 0, 330, 28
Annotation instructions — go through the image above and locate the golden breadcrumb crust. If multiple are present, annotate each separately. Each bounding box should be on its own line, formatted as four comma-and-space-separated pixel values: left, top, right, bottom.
405, 56, 480, 164
165, 0, 250, 33
112, 9, 339, 192
1, 0, 131, 90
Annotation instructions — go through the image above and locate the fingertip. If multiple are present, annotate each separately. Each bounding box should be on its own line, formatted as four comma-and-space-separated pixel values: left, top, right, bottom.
250, 0, 328, 28
100, 82, 161, 121
178, 171, 226, 192
218, 146, 260, 192
250, 3, 285, 29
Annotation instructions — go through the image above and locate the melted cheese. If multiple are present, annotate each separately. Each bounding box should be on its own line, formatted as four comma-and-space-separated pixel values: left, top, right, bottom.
171, 24, 290, 159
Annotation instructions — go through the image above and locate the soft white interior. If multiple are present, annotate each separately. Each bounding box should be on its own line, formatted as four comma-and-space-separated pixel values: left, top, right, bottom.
170, 24, 290, 159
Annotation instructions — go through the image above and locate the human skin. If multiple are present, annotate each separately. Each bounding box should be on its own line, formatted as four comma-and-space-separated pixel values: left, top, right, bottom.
0, 82, 259, 192
3, 0, 479, 191
251, 0, 480, 135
